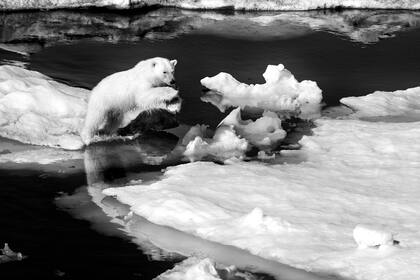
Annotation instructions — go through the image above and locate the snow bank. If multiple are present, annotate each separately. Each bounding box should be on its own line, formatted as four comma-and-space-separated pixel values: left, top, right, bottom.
340, 86, 420, 121
220, 108, 286, 150
2, 0, 420, 11
104, 116, 420, 280
0, 66, 88, 150
201, 64, 322, 118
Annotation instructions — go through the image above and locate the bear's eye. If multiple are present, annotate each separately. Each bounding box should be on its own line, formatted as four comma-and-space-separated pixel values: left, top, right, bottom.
163, 71, 168, 74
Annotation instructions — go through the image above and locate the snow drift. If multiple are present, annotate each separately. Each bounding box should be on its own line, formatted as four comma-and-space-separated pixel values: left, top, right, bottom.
104, 84, 420, 280
201, 64, 323, 118
0, 65, 88, 150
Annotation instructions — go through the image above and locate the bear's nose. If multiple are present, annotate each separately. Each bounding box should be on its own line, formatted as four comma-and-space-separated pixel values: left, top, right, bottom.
169, 79, 178, 89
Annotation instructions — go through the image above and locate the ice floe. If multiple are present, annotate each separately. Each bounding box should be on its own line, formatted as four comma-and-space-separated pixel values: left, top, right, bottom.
0, 65, 88, 150
104, 112, 420, 279
201, 64, 322, 118
340, 86, 420, 121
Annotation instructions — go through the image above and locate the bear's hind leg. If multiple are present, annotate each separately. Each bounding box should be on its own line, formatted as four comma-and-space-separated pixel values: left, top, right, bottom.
81, 107, 108, 145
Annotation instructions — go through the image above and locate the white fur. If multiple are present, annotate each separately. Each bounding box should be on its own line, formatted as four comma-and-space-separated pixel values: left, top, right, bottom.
81, 57, 180, 145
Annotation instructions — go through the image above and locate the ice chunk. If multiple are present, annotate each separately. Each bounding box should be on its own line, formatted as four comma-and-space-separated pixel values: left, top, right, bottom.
155, 257, 221, 280
340, 86, 420, 121
0, 65, 88, 150
183, 125, 249, 162
220, 108, 286, 149
201, 64, 322, 118
353, 224, 395, 249
0, 243, 25, 264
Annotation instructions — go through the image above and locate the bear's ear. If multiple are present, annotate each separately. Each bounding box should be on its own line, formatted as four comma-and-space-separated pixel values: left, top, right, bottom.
170, 59, 178, 68
152, 62, 157, 68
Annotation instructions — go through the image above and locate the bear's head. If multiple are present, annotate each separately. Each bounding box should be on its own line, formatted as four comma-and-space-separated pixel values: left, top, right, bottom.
135, 57, 178, 88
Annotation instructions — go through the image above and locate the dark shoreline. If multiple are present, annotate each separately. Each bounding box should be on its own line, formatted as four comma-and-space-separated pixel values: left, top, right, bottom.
1, 4, 420, 14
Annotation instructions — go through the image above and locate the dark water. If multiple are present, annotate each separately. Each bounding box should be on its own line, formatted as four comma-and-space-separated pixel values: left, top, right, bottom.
29, 29, 420, 127
1, 7, 420, 280
0, 169, 177, 279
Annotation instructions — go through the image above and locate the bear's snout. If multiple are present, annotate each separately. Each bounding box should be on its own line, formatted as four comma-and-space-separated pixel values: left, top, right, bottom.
169, 79, 178, 89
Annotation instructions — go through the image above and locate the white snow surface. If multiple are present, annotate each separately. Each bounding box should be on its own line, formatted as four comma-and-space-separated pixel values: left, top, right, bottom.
104, 113, 420, 279
201, 64, 322, 118
2, 0, 420, 11
0, 66, 88, 150
340, 86, 420, 121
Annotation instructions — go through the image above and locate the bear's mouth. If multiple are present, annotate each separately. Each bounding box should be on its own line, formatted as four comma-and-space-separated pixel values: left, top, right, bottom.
165, 96, 182, 106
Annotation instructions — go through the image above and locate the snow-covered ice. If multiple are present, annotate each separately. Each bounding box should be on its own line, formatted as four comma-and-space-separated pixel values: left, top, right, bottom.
340, 86, 420, 121
2, 0, 420, 11
104, 87, 420, 280
0, 65, 88, 150
201, 64, 322, 118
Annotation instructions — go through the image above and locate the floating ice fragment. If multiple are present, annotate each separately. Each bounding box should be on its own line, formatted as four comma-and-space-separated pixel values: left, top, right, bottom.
183, 125, 249, 162
0, 243, 25, 264
353, 224, 395, 249
200, 64, 322, 118
220, 107, 286, 149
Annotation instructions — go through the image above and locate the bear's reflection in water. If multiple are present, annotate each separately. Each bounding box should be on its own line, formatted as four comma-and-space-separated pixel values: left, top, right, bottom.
55, 129, 339, 280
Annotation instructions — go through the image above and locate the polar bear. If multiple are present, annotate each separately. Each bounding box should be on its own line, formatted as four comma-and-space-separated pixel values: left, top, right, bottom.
81, 57, 181, 145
